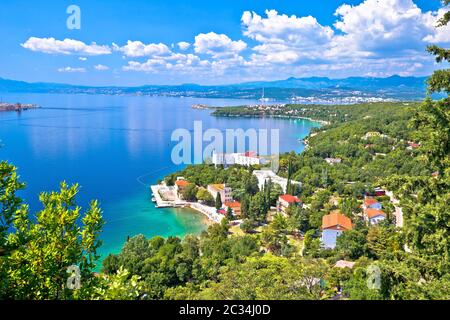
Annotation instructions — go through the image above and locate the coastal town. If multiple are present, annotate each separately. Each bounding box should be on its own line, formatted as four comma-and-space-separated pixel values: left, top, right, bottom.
151, 150, 292, 223
151, 101, 419, 259
151, 143, 405, 252
0, 102, 39, 112
1, 0, 449, 304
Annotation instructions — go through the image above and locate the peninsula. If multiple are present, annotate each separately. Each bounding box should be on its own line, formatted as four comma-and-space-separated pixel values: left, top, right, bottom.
0, 102, 39, 112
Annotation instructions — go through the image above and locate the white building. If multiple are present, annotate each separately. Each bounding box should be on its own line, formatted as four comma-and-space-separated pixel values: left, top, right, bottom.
363, 198, 383, 210
253, 169, 301, 194
207, 184, 233, 203
364, 209, 386, 225
325, 158, 342, 165
212, 151, 265, 167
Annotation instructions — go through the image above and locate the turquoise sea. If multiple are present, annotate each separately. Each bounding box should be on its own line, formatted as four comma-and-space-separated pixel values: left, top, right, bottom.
0, 93, 321, 264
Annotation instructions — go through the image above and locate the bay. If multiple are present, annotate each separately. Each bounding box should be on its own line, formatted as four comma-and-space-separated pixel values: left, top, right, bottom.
0, 93, 321, 264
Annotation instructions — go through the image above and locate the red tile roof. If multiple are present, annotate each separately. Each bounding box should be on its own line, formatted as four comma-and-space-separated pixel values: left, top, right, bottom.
175, 180, 189, 187
225, 201, 241, 208
279, 195, 301, 204
244, 151, 257, 157
322, 211, 353, 231
365, 209, 386, 219
364, 198, 379, 206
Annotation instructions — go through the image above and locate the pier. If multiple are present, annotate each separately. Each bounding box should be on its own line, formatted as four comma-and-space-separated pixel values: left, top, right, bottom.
150, 185, 186, 208
150, 184, 224, 223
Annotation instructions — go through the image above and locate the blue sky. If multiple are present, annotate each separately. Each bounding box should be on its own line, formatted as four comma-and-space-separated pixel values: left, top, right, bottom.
0, 0, 447, 86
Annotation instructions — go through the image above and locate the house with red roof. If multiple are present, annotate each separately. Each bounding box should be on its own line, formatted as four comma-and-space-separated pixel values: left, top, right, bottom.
224, 201, 241, 217
364, 208, 386, 225
278, 194, 302, 214
363, 198, 382, 210
174, 178, 189, 196
321, 211, 353, 249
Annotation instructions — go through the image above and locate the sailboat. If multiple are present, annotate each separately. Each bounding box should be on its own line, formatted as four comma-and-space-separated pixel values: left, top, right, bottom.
259, 88, 270, 103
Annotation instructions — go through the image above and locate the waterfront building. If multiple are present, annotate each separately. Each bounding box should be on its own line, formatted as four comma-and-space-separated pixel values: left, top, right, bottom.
207, 184, 233, 203
175, 179, 189, 196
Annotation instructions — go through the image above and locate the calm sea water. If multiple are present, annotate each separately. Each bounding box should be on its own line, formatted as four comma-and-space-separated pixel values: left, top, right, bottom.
0, 93, 320, 264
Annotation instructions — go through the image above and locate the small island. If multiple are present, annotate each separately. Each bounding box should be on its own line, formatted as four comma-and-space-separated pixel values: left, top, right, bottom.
0, 102, 39, 112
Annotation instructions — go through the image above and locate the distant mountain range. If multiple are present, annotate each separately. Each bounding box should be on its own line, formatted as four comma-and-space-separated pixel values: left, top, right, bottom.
237, 75, 428, 91
0, 75, 429, 102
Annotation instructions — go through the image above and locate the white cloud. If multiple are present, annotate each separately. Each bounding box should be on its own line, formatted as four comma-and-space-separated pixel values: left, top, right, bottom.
23, 1, 450, 82
422, 8, 450, 43
241, 10, 335, 66
22, 37, 111, 55
333, 0, 450, 56
242, 10, 334, 46
177, 41, 191, 51
113, 41, 171, 57
194, 32, 247, 58
57, 66, 86, 73
123, 52, 211, 74
94, 64, 109, 71
238, 1, 450, 77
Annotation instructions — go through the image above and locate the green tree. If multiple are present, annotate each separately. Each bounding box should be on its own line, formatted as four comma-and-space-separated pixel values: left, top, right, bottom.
240, 219, 255, 234
226, 206, 233, 218
269, 183, 283, 206
271, 214, 288, 233
196, 188, 214, 205
0, 162, 25, 251
215, 193, 222, 210
102, 254, 120, 275
181, 183, 198, 201
94, 267, 143, 300
248, 192, 268, 222
335, 228, 368, 260
4, 182, 104, 300
286, 206, 310, 234
196, 255, 328, 300
384, 0, 450, 277
426, 0, 450, 96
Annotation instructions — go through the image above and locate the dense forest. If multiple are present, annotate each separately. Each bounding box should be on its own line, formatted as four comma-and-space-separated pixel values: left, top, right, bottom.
0, 0, 449, 301
212, 101, 418, 125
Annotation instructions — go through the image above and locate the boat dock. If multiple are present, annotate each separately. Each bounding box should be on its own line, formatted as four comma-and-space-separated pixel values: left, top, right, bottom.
150, 184, 224, 223
150, 184, 187, 208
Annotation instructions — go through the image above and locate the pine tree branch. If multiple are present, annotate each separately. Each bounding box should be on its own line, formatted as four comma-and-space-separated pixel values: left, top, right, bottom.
427, 45, 450, 63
